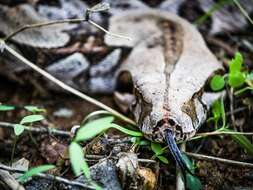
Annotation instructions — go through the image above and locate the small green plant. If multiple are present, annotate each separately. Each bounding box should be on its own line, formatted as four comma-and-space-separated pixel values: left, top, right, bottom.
0, 105, 15, 111
69, 116, 143, 189
18, 165, 55, 183
208, 98, 253, 156
151, 142, 169, 164
210, 52, 253, 94
11, 114, 45, 164
182, 154, 202, 190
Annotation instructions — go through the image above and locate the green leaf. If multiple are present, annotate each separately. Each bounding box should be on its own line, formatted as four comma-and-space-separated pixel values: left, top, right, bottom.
210, 75, 225, 91
221, 128, 253, 156
246, 72, 253, 81
186, 173, 202, 190
18, 165, 55, 183
210, 99, 226, 128
20, 114, 44, 125
182, 154, 202, 190
229, 52, 243, 74
75, 117, 142, 142
110, 123, 143, 137
75, 117, 114, 142
157, 155, 169, 164
0, 105, 15, 111
24, 106, 46, 113
228, 72, 245, 88
151, 142, 163, 156
14, 124, 25, 136
69, 142, 90, 177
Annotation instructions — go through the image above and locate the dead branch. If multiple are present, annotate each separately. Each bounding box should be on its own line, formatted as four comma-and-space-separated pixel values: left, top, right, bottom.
0, 163, 95, 189
185, 152, 253, 168
0, 121, 71, 137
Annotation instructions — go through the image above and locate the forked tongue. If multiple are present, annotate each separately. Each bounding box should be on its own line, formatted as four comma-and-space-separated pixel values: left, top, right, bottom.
165, 129, 194, 180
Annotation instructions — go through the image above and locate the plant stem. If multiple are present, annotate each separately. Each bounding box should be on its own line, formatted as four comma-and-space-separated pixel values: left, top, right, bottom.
2, 42, 136, 126
233, 0, 253, 25
10, 137, 17, 165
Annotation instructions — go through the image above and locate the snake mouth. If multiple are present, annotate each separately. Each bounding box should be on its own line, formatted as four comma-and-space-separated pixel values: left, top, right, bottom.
165, 128, 194, 178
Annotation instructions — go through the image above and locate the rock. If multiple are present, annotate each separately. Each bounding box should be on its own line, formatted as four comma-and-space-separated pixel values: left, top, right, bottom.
73, 159, 122, 190
103, 0, 150, 15
53, 108, 74, 118
87, 49, 122, 94
116, 153, 139, 189
38, 0, 102, 33
11, 158, 29, 179
158, 0, 185, 14
116, 153, 157, 190
88, 76, 116, 94
199, 0, 253, 34
89, 49, 121, 77
46, 53, 89, 87
0, 4, 70, 48
0, 165, 25, 190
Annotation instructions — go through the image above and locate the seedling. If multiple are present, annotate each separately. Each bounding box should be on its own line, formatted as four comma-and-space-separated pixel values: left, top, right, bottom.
18, 165, 55, 183
208, 98, 253, 157
11, 114, 45, 164
151, 142, 169, 164
210, 52, 253, 94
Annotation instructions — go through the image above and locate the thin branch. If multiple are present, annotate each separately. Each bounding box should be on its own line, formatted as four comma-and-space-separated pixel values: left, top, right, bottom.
4, 18, 86, 42
4, 10, 131, 42
186, 130, 253, 142
88, 20, 131, 41
233, 0, 253, 25
185, 152, 253, 168
0, 121, 71, 137
176, 143, 185, 190
0, 164, 95, 189
84, 154, 156, 164
196, 131, 253, 137
1, 41, 136, 126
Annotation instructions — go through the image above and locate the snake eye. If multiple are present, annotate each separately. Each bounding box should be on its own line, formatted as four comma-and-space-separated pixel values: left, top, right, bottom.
168, 119, 175, 126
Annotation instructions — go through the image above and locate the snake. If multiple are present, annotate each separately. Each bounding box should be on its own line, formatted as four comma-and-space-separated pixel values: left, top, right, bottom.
105, 9, 223, 175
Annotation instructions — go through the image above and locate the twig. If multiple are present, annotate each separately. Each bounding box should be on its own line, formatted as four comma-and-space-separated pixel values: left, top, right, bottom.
85, 154, 156, 163
4, 18, 86, 42
4, 4, 131, 42
1, 41, 136, 126
187, 130, 253, 142
176, 144, 185, 190
184, 152, 253, 168
0, 121, 71, 137
0, 164, 95, 189
196, 131, 253, 137
233, 0, 253, 25
88, 20, 131, 41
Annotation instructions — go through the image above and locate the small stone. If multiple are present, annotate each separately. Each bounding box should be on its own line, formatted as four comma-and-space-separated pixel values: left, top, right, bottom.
88, 76, 116, 94
103, 0, 149, 15
46, 53, 89, 80
53, 108, 74, 118
158, 0, 185, 14
90, 49, 121, 77
73, 159, 122, 190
